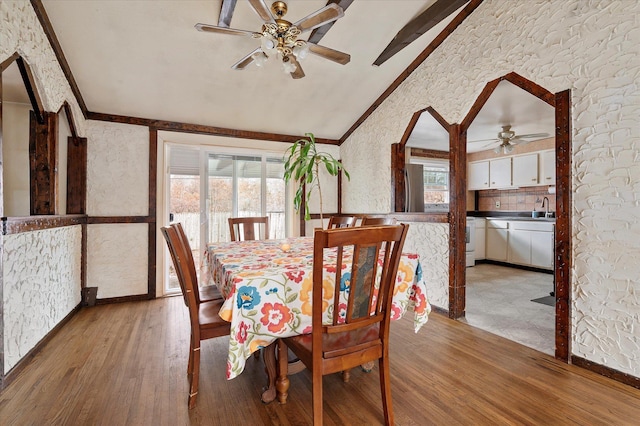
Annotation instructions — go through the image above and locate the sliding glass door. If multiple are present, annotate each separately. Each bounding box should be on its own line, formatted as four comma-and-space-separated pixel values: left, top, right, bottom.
165, 145, 288, 294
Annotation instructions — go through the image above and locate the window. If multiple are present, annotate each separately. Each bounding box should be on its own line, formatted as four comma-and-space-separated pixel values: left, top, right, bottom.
412, 158, 450, 209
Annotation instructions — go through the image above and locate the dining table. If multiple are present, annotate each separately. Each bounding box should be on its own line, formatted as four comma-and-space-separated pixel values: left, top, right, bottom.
204, 235, 431, 402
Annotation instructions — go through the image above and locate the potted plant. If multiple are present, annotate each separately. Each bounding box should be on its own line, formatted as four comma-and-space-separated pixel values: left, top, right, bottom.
283, 133, 350, 228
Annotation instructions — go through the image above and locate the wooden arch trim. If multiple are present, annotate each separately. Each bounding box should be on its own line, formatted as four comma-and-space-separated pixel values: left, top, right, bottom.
461, 72, 556, 130
392, 106, 451, 213
454, 70, 570, 362
56, 101, 78, 139
1, 53, 45, 124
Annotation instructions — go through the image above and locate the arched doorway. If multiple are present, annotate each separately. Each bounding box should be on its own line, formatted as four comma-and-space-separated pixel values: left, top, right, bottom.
453, 72, 571, 361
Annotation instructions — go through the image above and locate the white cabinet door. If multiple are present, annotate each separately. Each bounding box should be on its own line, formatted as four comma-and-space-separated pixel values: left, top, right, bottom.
468, 161, 489, 190
541, 149, 556, 185
512, 153, 539, 187
531, 230, 554, 269
486, 224, 508, 261
508, 229, 530, 265
475, 219, 486, 260
489, 157, 512, 188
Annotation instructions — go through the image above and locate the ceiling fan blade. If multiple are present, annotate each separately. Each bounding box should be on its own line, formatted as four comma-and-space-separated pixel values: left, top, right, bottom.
247, 0, 275, 23
288, 56, 305, 79
231, 48, 263, 70
195, 23, 258, 37
308, 43, 350, 65
513, 132, 551, 139
293, 4, 344, 33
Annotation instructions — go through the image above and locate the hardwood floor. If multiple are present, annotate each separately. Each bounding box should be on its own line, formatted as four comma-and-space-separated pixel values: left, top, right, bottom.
1, 296, 639, 425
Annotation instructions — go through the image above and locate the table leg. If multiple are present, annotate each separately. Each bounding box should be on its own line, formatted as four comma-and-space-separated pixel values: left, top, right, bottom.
276, 339, 290, 404
261, 343, 277, 404
260, 340, 306, 404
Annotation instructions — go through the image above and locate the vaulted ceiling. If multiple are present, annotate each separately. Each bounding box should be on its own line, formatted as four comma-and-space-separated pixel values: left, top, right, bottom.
34, 0, 473, 142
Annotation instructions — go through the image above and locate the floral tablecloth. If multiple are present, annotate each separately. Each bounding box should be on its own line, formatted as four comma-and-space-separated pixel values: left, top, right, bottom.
205, 237, 431, 379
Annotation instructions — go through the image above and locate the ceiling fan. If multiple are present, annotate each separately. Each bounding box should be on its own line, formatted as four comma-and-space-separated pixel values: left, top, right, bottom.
195, 0, 351, 79
474, 125, 550, 154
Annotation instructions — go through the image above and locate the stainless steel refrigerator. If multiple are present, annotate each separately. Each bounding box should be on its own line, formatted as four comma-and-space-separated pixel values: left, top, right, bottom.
404, 164, 424, 212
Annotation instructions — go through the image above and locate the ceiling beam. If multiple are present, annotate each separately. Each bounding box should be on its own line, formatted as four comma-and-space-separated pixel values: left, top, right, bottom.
339, 0, 483, 144
86, 111, 340, 145
218, 0, 238, 28
307, 0, 354, 44
373, 0, 469, 66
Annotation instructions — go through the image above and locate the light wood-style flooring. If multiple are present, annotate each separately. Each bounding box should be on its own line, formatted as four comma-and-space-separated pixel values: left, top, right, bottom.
1, 296, 639, 425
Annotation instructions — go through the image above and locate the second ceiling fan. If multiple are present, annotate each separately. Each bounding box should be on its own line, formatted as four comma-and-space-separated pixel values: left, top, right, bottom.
196, 0, 351, 79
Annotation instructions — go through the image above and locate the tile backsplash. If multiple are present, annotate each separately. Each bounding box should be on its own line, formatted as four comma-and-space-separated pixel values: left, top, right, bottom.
475, 187, 556, 212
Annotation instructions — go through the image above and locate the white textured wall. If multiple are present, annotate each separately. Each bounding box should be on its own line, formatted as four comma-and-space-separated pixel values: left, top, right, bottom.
85, 121, 149, 216
341, 0, 640, 377
403, 222, 450, 309
87, 223, 149, 299
3, 226, 82, 373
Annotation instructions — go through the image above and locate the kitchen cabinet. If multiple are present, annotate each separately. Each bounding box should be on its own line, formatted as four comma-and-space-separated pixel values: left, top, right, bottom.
540, 149, 556, 185
486, 219, 508, 261
531, 230, 554, 268
475, 218, 486, 260
512, 153, 539, 187
489, 157, 511, 188
506, 221, 554, 270
468, 161, 489, 190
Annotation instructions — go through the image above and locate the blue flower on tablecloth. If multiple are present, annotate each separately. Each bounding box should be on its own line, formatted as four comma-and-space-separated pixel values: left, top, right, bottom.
265, 288, 278, 295
237, 286, 261, 309
340, 272, 351, 293
415, 262, 423, 282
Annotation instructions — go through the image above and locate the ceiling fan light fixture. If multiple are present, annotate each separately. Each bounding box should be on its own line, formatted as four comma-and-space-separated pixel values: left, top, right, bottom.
293, 43, 309, 60
261, 35, 277, 54
252, 52, 267, 67
282, 57, 297, 73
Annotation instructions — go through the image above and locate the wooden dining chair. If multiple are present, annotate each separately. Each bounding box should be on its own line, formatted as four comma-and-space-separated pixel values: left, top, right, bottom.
172, 223, 223, 302
228, 216, 269, 241
361, 216, 397, 226
327, 215, 356, 229
161, 226, 231, 409
277, 224, 409, 425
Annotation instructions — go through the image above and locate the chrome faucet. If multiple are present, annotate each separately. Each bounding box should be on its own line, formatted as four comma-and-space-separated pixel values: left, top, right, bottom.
541, 197, 550, 217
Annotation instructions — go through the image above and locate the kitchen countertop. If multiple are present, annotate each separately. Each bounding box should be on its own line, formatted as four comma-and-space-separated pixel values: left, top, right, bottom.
486, 216, 556, 222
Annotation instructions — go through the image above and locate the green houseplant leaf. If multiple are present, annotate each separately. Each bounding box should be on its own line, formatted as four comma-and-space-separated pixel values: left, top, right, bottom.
283, 133, 350, 228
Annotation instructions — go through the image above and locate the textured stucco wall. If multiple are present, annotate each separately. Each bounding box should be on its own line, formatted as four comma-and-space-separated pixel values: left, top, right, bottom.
2, 226, 82, 373
87, 223, 149, 299
403, 222, 450, 309
341, 0, 640, 377
85, 120, 149, 216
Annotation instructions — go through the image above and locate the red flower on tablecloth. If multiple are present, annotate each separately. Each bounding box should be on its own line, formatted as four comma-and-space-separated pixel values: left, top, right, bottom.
337, 302, 348, 324
236, 321, 249, 344
285, 270, 305, 283
226, 361, 232, 378
260, 302, 292, 333
406, 253, 418, 260
411, 287, 428, 313
390, 303, 402, 320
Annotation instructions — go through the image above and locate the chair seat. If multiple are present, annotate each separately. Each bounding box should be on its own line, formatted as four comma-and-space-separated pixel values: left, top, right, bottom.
198, 300, 229, 328
285, 323, 381, 360
199, 285, 223, 302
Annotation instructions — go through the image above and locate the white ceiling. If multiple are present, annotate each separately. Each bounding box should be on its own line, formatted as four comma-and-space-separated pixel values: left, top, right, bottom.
406, 80, 556, 153
37, 0, 468, 140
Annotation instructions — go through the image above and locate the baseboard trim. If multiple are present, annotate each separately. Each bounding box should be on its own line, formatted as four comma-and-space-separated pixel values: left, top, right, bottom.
95, 293, 152, 305
571, 355, 640, 390
477, 259, 554, 275
1, 303, 82, 391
